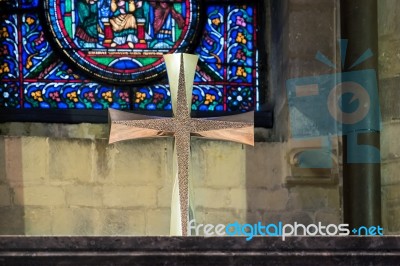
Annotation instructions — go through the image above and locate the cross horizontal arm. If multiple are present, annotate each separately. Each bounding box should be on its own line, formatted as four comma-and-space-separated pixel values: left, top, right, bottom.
108, 108, 175, 144
190, 111, 254, 146
114, 119, 175, 132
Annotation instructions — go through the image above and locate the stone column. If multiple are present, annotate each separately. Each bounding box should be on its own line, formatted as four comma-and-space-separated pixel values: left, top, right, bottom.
341, 0, 381, 229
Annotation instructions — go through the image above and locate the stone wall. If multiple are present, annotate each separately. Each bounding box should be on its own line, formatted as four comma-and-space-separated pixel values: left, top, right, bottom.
378, 0, 400, 234
0, 135, 172, 235
0, 128, 341, 235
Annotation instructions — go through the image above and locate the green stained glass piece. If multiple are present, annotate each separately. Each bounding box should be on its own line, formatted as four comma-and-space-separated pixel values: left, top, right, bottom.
92, 57, 114, 65
65, 0, 71, 12
64, 17, 72, 37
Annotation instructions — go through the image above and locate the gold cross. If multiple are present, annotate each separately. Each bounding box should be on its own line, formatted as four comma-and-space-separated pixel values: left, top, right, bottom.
108, 53, 254, 235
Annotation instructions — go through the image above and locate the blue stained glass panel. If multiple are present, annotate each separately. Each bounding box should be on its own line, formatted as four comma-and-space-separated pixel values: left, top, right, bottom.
42, 61, 85, 80
22, 14, 53, 77
0, 1, 259, 113
134, 85, 171, 111
0, 15, 19, 79
227, 86, 254, 111
228, 65, 253, 83
21, 0, 40, 9
226, 6, 254, 68
195, 6, 225, 64
192, 85, 223, 111
0, 82, 20, 108
24, 82, 130, 109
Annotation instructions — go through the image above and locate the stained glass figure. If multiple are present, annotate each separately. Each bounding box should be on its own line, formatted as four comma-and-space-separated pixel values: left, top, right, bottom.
43, 0, 201, 84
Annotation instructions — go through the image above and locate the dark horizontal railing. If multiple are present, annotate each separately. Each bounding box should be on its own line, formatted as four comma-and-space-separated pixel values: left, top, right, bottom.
0, 236, 398, 266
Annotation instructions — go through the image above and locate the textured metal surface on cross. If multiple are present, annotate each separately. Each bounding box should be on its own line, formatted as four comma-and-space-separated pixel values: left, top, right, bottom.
108, 54, 254, 236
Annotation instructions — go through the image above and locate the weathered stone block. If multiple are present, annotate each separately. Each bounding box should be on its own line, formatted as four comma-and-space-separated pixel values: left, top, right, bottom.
4, 137, 23, 186
379, 40, 400, 79
111, 139, 170, 186
245, 210, 264, 225
65, 185, 103, 207
227, 188, 248, 210
191, 140, 245, 188
382, 184, 400, 201
100, 209, 146, 235
0, 185, 11, 206
287, 0, 337, 77
314, 210, 341, 225
24, 207, 53, 235
385, 207, 400, 234
325, 187, 340, 209
48, 138, 93, 183
287, 186, 339, 211
381, 122, 400, 160
13, 186, 65, 206
378, 0, 400, 37
381, 185, 400, 234
103, 186, 157, 207
157, 185, 173, 208
246, 143, 286, 189
0, 137, 5, 184
52, 207, 101, 235
194, 188, 253, 210
381, 161, 400, 186
0, 207, 25, 234
146, 209, 170, 235
69, 123, 108, 139
21, 137, 48, 184
247, 188, 289, 211
280, 211, 314, 225
193, 188, 231, 209
379, 78, 400, 122
260, 211, 284, 224
92, 139, 113, 184
287, 57, 335, 80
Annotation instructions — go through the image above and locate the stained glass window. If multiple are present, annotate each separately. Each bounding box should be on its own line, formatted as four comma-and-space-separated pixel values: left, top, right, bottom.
0, 0, 261, 119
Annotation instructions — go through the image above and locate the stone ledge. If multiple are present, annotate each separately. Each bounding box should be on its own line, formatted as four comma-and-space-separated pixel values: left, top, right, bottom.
0, 236, 399, 265
0, 110, 273, 140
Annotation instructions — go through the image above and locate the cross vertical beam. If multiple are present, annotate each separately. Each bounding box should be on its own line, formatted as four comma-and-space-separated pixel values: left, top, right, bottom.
109, 53, 254, 235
